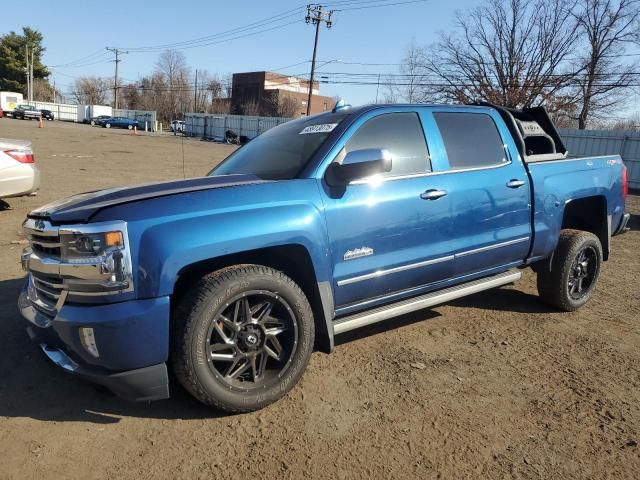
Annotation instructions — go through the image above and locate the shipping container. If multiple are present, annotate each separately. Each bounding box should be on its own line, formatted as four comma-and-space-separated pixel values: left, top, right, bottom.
0, 91, 24, 114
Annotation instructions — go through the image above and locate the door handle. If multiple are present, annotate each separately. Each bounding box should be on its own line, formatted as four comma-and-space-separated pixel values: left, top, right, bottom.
506, 179, 526, 188
420, 189, 448, 200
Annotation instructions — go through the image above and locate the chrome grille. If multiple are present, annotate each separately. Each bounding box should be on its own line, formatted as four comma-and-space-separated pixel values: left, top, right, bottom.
29, 233, 61, 256
23, 219, 63, 318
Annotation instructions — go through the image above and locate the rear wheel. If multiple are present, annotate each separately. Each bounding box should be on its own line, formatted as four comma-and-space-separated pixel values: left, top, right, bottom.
537, 229, 602, 311
171, 265, 315, 412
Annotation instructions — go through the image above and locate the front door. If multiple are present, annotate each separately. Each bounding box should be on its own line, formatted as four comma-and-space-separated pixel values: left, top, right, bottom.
320, 111, 456, 309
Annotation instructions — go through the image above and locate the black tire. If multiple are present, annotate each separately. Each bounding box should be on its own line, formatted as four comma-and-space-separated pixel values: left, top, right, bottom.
171, 265, 315, 412
537, 229, 602, 311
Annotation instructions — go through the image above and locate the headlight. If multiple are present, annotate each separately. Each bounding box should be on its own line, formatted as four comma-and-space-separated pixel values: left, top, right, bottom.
58, 222, 133, 294
62, 230, 123, 257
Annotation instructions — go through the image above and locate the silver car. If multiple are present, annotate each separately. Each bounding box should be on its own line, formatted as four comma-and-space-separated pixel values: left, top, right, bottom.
0, 138, 40, 198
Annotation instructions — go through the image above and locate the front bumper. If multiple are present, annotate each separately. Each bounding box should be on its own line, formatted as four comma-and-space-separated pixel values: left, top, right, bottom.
19, 282, 171, 402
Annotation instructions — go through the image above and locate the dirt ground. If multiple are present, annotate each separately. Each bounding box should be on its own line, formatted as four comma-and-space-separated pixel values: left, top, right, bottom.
0, 120, 639, 480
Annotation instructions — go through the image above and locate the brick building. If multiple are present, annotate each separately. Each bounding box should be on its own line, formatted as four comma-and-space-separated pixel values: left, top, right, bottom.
230, 71, 336, 118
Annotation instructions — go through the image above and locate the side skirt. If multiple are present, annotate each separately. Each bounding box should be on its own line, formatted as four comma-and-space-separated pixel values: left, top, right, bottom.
333, 270, 521, 335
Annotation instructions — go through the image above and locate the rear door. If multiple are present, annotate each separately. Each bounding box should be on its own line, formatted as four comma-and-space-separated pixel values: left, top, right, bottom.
428, 109, 532, 277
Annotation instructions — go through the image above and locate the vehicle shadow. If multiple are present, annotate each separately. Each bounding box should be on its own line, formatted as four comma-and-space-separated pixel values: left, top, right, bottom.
0, 277, 227, 423
448, 286, 556, 314
335, 309, 442, 347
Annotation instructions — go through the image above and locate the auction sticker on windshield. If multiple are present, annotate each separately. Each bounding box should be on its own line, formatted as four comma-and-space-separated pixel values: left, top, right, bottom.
299, 123, 338, 135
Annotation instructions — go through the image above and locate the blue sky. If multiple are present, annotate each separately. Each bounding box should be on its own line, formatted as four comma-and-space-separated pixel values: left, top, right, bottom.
12, 0, 479, 105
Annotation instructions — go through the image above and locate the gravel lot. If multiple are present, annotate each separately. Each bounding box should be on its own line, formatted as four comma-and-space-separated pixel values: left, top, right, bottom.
1, 120, 639, 480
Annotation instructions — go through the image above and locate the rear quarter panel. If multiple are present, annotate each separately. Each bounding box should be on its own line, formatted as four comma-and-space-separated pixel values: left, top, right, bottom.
527, 155, 625, 261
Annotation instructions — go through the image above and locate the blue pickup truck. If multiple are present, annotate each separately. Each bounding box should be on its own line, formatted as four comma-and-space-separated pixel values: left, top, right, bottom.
18, 103, 630, 411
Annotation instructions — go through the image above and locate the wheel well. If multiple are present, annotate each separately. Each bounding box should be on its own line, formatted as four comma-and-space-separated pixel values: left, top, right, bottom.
171, 245, 332, 353
561, 196, 609, 260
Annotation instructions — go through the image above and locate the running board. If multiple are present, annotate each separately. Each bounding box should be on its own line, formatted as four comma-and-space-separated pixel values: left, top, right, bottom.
333, 270, 522, 335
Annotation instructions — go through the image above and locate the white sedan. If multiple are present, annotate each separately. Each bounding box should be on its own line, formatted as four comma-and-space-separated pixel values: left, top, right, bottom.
0, 138, 40, 198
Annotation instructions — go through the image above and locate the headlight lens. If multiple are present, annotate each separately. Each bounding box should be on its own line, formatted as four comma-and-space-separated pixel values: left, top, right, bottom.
62, 231, 124, 258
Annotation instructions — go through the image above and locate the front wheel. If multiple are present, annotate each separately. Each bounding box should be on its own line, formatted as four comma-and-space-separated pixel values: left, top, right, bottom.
127, 124, 133, 130
104, 123, 111, 128
171, 265, 315, 412
537, 229, 602, 311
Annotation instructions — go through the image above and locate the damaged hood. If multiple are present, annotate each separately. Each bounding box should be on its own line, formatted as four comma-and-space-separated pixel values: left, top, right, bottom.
29, 174, 268, 224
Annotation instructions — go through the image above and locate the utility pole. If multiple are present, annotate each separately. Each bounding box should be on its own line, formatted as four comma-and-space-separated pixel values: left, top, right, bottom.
305, 4, 333, 116
25, 45, 30, 102
194, 69, 198, 112
106, 47, 128, 109
30, 47, 34, 101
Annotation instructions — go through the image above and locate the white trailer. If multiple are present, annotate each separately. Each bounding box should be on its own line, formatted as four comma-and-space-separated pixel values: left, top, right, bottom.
0, 92, 24, 114
77, 104, 112, 123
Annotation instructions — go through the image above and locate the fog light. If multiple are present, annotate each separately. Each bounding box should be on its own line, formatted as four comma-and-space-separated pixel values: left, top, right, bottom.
79, 327, 100, 358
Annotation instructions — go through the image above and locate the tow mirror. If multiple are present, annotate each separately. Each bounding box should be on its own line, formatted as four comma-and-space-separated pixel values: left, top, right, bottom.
327, 148, 392, 185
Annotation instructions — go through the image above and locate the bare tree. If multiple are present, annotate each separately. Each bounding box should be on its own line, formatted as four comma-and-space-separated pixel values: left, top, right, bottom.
384, 39, 428, 103
71, 76, 111, 104
264, 92, 300, 117
572, 0, 640, 129
419, 0, 579, 110
32, 78, 60, 102
154, 50, 191, 120
276, 95, 300, 117
239, 100, 260, 116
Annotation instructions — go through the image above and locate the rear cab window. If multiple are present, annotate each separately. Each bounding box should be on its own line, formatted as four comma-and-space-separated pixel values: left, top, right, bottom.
433, 112, 508, 170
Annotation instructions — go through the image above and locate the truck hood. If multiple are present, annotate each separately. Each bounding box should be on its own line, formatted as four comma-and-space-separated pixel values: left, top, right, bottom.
29, 174, 268, 224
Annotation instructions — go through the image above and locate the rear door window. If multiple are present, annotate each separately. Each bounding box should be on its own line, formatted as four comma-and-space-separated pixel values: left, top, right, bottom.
342, 112, 430, 176
433, 112, 508, 169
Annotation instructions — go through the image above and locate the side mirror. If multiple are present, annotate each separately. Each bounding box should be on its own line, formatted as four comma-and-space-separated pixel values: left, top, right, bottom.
327, 148, 392, 185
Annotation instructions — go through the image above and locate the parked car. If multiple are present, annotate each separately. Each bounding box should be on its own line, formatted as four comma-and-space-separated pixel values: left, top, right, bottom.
170, 120, 185, 133
87, 115, 111, 126
40, 109, 54, 121
12, 104, 41, 120
102, 117, 139, 129
0, 138, 39, 198
18, 103, 630, 412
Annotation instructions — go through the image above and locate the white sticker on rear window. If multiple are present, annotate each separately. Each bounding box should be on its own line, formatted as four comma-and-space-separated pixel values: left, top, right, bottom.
299, 123, 338, 135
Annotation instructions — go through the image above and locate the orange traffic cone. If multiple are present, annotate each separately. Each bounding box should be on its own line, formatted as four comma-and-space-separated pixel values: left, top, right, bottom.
38, 117, 44, 128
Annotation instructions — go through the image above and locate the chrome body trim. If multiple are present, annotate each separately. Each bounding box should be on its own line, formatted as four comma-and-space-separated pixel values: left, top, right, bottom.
454, 237, 530, 258
337, 254, 454, 286
333, 270, 521, 335
349, 158, 512, 185
337, 237, 529, 287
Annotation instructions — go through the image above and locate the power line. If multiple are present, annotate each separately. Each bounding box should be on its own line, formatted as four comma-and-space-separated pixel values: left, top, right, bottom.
119, 7, 305, 52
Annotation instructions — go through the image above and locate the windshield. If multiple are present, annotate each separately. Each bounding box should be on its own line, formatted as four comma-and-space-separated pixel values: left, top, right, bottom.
209, 112, 349, 180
